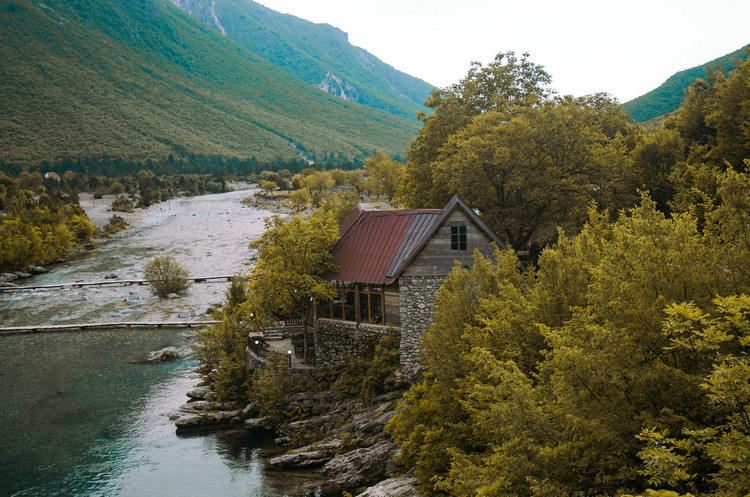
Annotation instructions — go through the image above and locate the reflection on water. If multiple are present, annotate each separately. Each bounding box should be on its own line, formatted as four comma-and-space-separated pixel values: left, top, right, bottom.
0, 191, 322, 496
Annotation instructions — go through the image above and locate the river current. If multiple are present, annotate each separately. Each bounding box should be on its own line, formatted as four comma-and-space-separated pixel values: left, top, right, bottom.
0, 189, 316, 496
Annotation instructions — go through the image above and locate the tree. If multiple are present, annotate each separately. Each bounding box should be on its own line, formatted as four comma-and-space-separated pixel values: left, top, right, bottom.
287, 188, 311, 212
431, 95, 635, 254
258, 180, 277, 196
194, 276, 252, 402
143, 255, 192, 297
707, 56, 750, 168
390, 191, 750, 496
244, 214, 339, 363
638, 296, 750, 496
363, 151, 404, 200
400, 52, 552, 208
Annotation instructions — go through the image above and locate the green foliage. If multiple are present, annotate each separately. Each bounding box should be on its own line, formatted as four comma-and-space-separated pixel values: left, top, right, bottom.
637, 296, 750, 496
258, 180, 278, 196
430, 94, 636, 253
389, 180, 750, 495
621, 44, 749, 123
363, 151, 404, 201
172, 0, 433, 121
332, 335, 400, 402
250, 352, 292, 419
401, 51, 552, 209
99, 214, 128, 237
243, 213, 339, 363
110, 195, 134, 213
314, 189, 360, 225
286, 188, 311, 212
0, 0, 419, 167
142, 255, 192, 297
194, 276, 251, 402
0, 171, 93, 271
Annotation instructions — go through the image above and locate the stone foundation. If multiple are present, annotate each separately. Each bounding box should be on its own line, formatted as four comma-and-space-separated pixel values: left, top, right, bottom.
314, 319, 400, 368
398, 275, 443, 380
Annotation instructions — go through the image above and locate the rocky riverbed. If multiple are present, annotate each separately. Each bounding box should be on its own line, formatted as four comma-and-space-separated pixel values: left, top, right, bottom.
171, 381, 423, 497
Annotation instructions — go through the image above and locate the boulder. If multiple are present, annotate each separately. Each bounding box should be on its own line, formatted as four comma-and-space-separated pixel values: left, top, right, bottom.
166, 293, 181, 299
356, 473, 423, 497
13, 271, 31, 279
174, 409, 242, 433
0, 273, 19, 283
127, 346, 181, 363
243, 416, 276, 434
179, 400, 215, 413
186, 385, 214, 401
321, 440, 398, 491
268, 439, 343, 469
26, 266, 48, 275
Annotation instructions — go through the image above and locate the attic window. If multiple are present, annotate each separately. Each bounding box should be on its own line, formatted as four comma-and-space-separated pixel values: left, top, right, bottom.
451, 225, 467, 250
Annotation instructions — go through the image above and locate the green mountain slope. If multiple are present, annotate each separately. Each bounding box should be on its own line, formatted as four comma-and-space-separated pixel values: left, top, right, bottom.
170, 0, 435, 120
0, 0, 419, 167
621, 44, 749, 123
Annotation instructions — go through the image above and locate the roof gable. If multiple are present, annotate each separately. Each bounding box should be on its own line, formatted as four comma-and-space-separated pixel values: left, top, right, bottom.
330, 195, 504, 285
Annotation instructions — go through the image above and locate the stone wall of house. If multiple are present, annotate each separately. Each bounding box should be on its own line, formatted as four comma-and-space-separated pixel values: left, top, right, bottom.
398, 275, 443, 380
314, 319, 400, 368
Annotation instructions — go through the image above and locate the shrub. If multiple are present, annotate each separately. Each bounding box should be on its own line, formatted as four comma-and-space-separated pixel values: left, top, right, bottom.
332, 334, 400, 402
143, 255, 192, 297
108, 182, 126, 195
100, 215, 128, 237
110, 195, 134, 213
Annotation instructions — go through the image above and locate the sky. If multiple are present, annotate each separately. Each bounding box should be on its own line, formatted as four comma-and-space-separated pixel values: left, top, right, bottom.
254, 0, 750, 103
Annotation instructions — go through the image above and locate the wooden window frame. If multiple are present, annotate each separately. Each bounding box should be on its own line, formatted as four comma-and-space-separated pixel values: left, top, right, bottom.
451, 225, 467, 250
320, 282, 386, 325
359, 284, 384, 325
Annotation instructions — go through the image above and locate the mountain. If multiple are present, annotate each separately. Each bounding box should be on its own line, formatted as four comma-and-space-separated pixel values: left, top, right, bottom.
169, 0, 435, 121
0, 0, 420, 167
621, 44, 749, 123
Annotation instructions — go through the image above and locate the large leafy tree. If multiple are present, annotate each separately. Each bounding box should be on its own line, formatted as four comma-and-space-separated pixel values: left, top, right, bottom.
400, 52, 552, 208
243, 214, 339, 363
431, 94, 634, 253
363, 151, 404, 201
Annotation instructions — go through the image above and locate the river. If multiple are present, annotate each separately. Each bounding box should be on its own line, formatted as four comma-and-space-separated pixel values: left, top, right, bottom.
0, 189, 319, 496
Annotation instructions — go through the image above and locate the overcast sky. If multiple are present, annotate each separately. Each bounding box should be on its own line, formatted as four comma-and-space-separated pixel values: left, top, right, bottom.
255, 0, 749, 103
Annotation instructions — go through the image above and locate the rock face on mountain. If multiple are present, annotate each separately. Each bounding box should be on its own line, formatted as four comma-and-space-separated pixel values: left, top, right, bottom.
168, 0, 435, 120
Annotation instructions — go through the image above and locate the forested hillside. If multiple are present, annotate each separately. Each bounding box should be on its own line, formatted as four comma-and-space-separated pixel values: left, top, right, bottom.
170, 0, 435, 120
621, 44, 749, 122
0, 0, 419, 168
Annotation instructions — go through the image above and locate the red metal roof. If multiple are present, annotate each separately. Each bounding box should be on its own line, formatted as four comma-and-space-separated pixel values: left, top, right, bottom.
330, 195, 508, 285
331, 208, 442, 285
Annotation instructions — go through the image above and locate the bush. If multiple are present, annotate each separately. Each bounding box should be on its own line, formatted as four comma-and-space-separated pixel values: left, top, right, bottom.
100, 215, 128, 237
143, 255, 192, 297
332, 334, 400, 402
110, 195, 134, 213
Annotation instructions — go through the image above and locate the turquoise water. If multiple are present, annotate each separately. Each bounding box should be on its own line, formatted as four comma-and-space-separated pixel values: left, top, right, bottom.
0, 329, 321, 496
0, 191, 321, 496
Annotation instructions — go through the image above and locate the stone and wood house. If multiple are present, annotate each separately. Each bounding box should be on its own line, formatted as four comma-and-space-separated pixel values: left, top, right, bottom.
314, 194, 506, 378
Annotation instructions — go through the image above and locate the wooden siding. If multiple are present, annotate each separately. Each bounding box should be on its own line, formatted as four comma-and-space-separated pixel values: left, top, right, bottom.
384, 282, 400, 328
400, 210, 497, 277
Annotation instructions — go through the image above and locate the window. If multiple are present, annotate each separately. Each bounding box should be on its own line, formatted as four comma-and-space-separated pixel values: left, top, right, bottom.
321, 282, 356, 320
451, 225, 467, 250
319, 283, 385, 325
359, 285, 383, 324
